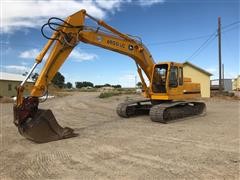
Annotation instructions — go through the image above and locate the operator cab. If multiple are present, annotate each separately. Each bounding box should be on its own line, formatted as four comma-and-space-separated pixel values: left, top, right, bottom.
151, 62, 183, 93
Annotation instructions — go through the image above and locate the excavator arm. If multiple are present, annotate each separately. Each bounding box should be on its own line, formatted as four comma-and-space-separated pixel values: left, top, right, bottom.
20, 10, 155, 100
14, 9, 207, 143
14, 9, 156, 143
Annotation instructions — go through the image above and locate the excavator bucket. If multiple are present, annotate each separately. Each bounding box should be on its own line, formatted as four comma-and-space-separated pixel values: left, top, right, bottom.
14, 104, 78, 143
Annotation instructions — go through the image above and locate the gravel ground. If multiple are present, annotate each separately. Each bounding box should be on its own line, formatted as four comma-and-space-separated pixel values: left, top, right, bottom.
0, 92, 239, 180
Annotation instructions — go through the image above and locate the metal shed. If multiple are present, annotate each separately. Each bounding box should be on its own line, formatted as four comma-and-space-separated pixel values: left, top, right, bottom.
183, 61, 212, 98
0, 72, 34, 97
211, 79, 233, 91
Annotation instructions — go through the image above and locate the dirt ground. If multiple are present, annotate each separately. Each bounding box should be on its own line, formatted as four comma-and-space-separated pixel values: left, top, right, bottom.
0, 92, 239, 180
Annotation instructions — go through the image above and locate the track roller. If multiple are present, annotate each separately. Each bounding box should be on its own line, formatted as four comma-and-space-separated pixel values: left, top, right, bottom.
150, 102, 206, 123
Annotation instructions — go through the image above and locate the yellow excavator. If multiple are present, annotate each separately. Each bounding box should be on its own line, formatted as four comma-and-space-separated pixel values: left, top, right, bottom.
14, 10, 206, 143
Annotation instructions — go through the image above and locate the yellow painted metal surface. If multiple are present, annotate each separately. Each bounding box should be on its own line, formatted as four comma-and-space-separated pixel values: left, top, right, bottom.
149, 62, 201, 100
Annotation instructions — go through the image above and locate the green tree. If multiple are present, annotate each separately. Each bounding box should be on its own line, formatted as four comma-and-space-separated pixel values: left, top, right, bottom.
52, 72, 65, 88
112, 84, 122, 88
22, 72, 28, 76
104, 83, 111, 87
75, 82, 83, 88
31, 73, 39, 81
75, 81, 94, 88
95, 85, 103, 88
65, 82, 72, 89
136, 82, 142, 88
83, 81, 94, 87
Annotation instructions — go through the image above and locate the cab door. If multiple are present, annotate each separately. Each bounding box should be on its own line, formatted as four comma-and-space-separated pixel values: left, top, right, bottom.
168, 66, 183, 97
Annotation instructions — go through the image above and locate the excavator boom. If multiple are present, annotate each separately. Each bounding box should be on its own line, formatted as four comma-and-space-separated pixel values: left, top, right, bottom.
14, 10, 156, 143
14, 9, 206, 143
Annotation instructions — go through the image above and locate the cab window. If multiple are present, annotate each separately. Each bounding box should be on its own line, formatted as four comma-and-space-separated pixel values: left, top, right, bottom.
169, 66, 178, 87
152, 64, 168, 93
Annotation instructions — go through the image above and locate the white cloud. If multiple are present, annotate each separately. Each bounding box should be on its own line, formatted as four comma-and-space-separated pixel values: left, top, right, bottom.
2, 47, 12, 55
19, 48, 97, 62
0, 41, 9, 45
224, 72, 238, 79
1, 0, 165, 33
70, 49, 98, 62
118, 69, 150, 87
3, 65, 30, 74
21, 61, 29, 66
1, 0, 105, 33
95, 0, 122, 10
138, 0, 165, 6
120, 74, 136, 81
206, 67, 238, 79
206, 67, 217, 74
19, 48, 40, 59
118, 73, 136, 87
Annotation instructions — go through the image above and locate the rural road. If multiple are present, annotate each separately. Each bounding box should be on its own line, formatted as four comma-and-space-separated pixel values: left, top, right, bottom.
0, 92, 239, 179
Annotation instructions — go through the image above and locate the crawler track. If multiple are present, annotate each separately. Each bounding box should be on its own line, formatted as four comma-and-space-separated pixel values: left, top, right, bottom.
150, 101, 206, 123
117, 100, 206, 123
116, 100, 152, 118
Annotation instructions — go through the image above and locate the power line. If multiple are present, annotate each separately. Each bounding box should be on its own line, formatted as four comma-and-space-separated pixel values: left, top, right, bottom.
146, 20, 239, 46
146, 34, 213, 46
222, 20, 240, 30
185, 21, 240, 61
1, 21, 238, 49
222, 25, 239, 34
188, 36, 217, 61
185, 31, 217, 61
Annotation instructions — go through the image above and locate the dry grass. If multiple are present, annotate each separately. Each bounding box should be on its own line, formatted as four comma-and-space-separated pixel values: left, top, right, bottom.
99, 88, 136, 98
0, 97, 14, 103
99, 91, 121, 98
210, 91, 240, 101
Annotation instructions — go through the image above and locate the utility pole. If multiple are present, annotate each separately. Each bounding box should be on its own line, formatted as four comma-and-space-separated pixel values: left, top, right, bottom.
135, 75, 137, 88
222, 63, 224, 91
218, 17, 222, 92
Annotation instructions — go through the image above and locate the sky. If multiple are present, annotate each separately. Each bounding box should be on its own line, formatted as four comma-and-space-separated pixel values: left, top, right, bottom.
0, 0, 239, 87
